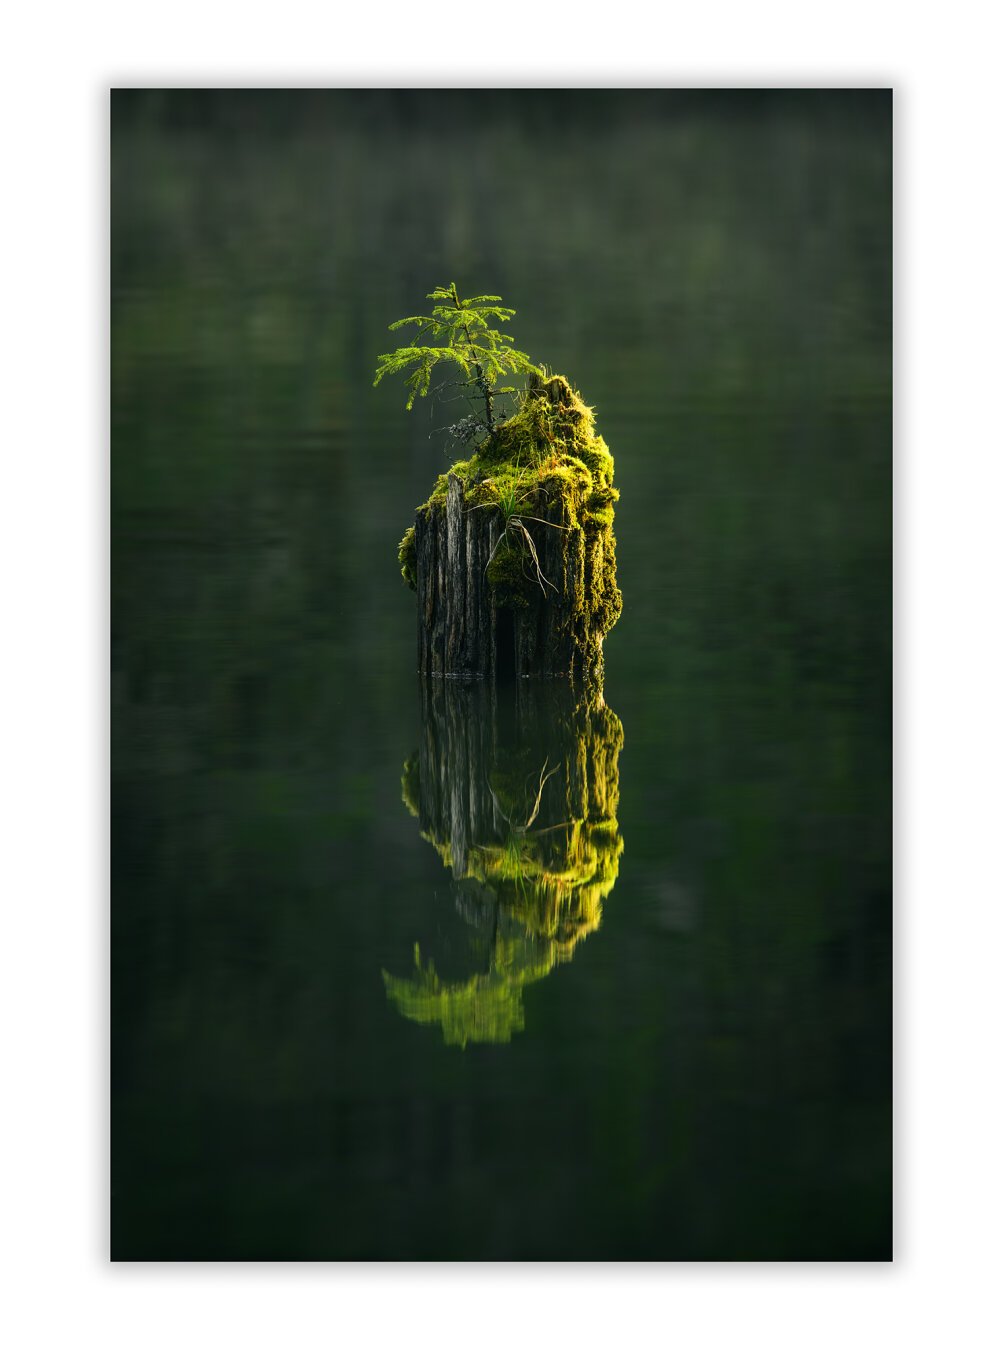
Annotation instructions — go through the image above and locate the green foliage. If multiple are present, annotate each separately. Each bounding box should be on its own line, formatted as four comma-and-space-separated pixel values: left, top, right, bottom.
372, 281, 541, 424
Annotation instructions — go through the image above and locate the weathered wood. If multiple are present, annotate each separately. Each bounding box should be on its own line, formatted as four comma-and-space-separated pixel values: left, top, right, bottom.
412, 472, 601, 681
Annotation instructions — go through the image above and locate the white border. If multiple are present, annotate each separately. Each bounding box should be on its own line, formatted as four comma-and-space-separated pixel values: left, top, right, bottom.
3, 3, 1002, 1347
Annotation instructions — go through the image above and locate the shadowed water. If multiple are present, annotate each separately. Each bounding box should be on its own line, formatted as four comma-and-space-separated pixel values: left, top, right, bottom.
111, 90, 891, 1260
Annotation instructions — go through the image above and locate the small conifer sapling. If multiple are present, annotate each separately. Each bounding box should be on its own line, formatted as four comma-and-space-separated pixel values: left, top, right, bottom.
373, 282, 541, 443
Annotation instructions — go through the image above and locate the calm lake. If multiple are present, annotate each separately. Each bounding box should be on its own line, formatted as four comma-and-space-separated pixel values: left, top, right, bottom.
111, 90, 892, 1260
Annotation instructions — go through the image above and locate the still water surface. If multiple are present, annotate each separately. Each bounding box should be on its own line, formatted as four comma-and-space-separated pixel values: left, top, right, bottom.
112, 91, 891, 1259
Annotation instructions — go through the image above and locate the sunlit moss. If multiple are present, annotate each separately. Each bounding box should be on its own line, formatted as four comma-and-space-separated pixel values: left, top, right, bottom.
403, 373, 622, 674
397, 525, 417, 591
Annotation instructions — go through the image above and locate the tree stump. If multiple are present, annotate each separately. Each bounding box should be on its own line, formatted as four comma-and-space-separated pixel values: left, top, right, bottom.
406, 373, 623, 683
413, 471, 582, 680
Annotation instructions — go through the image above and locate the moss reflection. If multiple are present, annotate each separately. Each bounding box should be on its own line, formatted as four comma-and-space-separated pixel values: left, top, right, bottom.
384, 681, 624, 1045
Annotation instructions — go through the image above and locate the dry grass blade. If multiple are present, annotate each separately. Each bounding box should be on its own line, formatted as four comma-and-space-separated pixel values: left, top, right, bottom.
509, 518, 557, 595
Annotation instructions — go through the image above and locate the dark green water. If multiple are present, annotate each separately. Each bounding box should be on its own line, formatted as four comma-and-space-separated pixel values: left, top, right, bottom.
111, 90, 891, 1260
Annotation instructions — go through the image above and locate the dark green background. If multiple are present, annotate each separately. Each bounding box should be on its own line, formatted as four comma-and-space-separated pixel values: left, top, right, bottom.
111, 89, 891, 1259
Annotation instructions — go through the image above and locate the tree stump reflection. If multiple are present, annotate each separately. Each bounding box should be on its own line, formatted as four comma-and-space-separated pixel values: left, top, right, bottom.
384, 680, 624, 1046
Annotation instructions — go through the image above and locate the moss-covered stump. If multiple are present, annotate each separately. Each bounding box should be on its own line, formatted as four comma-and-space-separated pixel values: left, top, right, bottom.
399, 373, 623, 682
384, 678, 624, 1046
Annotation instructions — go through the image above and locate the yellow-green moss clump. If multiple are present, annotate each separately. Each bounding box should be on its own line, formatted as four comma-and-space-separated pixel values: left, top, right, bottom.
398, 526, 417, 591
401, 372, 622, 674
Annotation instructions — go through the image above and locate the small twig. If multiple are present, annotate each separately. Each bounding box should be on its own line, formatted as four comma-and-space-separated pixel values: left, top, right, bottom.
514, 513, 571, 531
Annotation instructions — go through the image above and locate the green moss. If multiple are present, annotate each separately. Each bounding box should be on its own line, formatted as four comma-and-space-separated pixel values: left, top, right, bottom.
401, 372, 623, 672
397, 525, 417, 590
415, 456, 476, 515
485, 539, 532, 609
